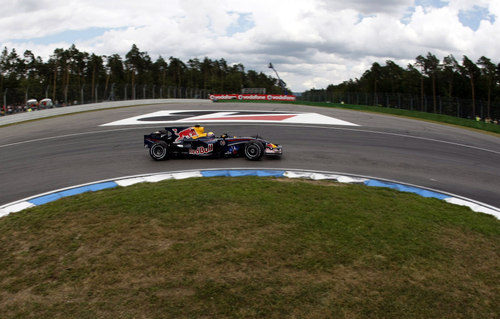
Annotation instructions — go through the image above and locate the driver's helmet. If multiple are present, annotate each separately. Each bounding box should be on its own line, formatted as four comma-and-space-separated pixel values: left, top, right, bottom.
207, 132, 215, 137
193, 125, 205, 136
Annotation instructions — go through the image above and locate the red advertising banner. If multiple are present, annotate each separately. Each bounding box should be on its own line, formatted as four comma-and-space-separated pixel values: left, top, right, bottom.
210, 94, 296, 101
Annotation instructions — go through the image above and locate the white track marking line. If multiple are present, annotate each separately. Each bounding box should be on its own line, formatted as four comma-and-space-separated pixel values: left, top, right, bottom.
0, 126, 162, 149
1, 123, 499, 155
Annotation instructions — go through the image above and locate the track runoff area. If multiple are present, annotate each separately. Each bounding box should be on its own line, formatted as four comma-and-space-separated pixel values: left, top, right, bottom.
0, 104, 499, 219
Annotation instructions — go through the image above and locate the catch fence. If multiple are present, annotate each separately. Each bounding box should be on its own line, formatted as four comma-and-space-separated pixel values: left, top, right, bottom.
3, 84, 500, 121
297, 91, 500, 120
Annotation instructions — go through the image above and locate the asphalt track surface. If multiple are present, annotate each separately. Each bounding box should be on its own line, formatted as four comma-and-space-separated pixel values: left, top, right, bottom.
1, 101, 499, 208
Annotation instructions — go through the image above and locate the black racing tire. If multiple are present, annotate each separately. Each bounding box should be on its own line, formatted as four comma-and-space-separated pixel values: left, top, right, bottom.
149, 142, 169, 161
244, 141, 264, 161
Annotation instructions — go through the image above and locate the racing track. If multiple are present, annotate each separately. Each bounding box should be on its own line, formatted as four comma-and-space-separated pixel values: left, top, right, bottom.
1, 101, 499, 209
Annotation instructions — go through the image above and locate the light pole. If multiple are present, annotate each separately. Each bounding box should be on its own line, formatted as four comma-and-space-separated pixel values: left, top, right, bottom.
3, 88, 7, 113
81, 84, 85, 104
268, 62, 288, 95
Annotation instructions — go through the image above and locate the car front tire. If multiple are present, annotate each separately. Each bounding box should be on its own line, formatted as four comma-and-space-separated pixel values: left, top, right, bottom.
244, 141, 264, 161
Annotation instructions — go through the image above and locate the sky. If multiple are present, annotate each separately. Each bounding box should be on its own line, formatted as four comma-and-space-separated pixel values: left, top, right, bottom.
1, 0, 498, 92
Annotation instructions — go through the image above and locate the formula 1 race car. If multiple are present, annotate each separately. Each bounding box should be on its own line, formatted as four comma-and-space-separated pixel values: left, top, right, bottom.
144, 125, 282, 161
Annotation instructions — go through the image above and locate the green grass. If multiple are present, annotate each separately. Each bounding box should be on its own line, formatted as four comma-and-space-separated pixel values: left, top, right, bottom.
218, 100, 500, 135
0, 177, 498, 318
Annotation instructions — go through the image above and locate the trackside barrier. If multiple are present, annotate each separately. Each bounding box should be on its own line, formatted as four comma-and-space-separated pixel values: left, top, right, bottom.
0, 99, 212, 127
1, 169, 499, 219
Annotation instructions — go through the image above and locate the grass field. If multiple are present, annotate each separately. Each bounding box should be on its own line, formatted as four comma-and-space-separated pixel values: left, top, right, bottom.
0, 177, 498, 318
218, 100, 500, 135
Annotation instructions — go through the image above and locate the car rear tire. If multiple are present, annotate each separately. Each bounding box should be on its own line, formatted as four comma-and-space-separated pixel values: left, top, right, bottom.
244, 141, 264, 161
149, 142, 169, 161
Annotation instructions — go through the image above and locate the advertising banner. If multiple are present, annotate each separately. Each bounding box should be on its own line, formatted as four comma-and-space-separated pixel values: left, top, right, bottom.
209, 94, 296, 101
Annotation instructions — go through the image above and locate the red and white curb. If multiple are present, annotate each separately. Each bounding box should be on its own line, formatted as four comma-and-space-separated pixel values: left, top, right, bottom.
1, 169, 499, 219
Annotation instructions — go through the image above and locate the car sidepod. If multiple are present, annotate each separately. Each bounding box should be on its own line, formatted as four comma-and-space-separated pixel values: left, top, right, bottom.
186, 139, 218, 157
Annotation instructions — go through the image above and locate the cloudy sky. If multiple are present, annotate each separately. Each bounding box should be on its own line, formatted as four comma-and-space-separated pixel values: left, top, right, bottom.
1, 0, 498, 92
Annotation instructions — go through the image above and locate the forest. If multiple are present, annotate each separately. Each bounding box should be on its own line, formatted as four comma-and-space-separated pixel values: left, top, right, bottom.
0, 44, 285, 106
309, 53, 500, 119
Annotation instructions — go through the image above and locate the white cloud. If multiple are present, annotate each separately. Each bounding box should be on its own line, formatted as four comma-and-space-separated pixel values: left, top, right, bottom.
320, 0, 414, 15
0, 0, 499, 91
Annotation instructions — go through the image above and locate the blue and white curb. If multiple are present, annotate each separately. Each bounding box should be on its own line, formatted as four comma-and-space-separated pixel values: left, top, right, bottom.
1, 169, 499, 219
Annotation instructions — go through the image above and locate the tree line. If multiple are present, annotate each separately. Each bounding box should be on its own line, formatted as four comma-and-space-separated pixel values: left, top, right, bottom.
314, 53, 499, 118
0, 44, 286, 104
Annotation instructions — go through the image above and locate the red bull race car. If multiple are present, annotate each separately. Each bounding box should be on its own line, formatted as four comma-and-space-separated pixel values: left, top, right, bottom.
144, 125, 282, 161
